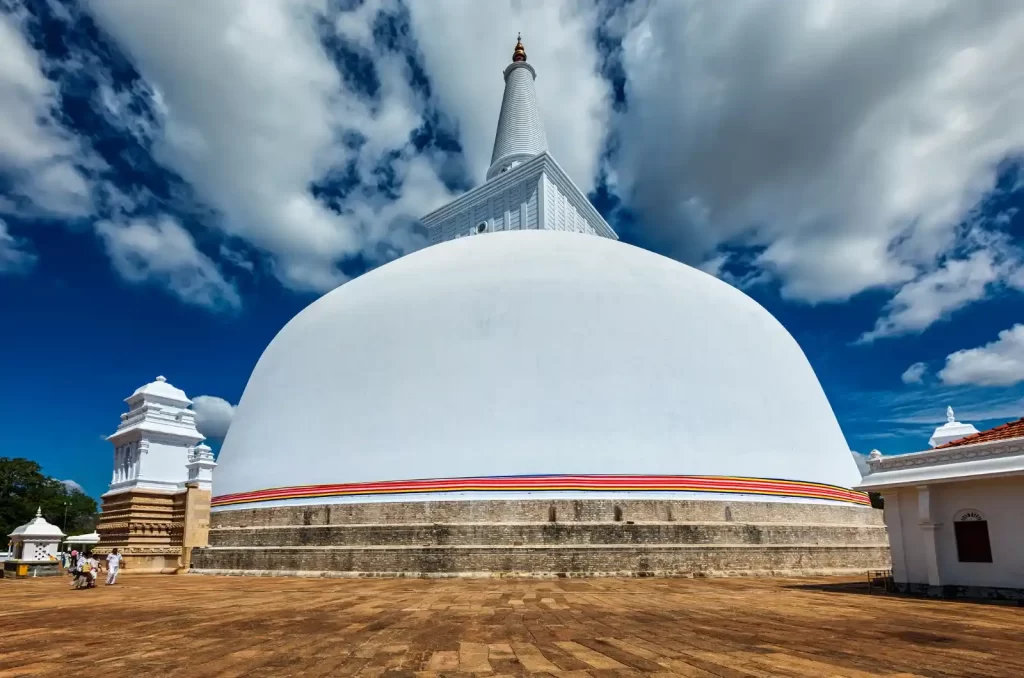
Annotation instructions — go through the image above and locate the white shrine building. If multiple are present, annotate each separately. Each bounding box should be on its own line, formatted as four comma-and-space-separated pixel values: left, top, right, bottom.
420, 35, 617, 245
95, 376, 217, 572
4, 508, 64, 578
858, 413, 1024, 600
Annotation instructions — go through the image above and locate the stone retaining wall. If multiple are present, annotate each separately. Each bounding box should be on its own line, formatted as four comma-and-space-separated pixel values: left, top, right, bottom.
210, 498, 884, 528
209, 522, 887, 548
191, 544, 890, 578
193, 498, 890, 578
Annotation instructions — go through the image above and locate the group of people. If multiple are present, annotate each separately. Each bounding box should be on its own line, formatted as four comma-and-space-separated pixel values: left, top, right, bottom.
62, 548, 123, 589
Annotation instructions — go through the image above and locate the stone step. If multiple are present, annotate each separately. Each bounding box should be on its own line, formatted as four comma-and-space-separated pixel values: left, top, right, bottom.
211, 498, 883, 529
208, 522, 888, 548
190, 543, 892, 578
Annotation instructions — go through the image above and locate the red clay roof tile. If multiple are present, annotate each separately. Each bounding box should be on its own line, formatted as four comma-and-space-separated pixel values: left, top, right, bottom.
936, 416, 1024, 448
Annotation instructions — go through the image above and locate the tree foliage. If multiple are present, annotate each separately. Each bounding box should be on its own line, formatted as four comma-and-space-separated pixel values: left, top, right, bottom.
0, 457, 98, 543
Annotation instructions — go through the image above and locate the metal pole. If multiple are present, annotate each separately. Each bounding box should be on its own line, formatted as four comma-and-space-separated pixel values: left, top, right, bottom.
63, 502, 69, 532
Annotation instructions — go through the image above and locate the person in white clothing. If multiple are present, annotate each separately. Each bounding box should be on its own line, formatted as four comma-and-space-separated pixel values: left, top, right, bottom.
106, 548, 123, 585
86, 554, 100, 587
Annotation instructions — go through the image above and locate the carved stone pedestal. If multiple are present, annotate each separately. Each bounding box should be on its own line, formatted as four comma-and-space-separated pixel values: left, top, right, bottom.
95, 488, 186, 573
96, 483, 213, 573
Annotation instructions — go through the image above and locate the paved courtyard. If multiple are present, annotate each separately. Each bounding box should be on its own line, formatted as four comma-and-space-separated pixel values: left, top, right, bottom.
1, 574, 1021, 677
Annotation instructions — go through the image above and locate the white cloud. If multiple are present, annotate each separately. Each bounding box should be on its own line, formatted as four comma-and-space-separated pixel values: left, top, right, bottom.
192, 395, 236, 440
85, 0, 458, 293
850, 451, 871, 477
60, 479, 85, 494
0, 219, 37, 274
859, 249, 1008, 342
7, 0, 1023, 337
901, 362, 928, 385
218, 244, 255, 273
95, 215, 241, 311
77, 0, 610, 294
610, 1, 1024, 313
939, 324, 1024, 387
0, 11, 93, 217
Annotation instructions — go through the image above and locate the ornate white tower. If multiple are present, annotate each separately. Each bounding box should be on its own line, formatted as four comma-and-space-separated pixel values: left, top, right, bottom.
186, 443, 217, 492
105, 375, 205, 494
421, 35, 617, 245
96, 375, 211, 573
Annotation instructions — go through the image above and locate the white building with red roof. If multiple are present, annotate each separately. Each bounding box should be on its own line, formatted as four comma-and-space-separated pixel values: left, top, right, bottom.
857, 414, 1024, 600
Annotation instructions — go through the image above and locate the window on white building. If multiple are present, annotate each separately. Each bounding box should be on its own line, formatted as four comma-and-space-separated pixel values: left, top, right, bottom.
954, 510, 993, 563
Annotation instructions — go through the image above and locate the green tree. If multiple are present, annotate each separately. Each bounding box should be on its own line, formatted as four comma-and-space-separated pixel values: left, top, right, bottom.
0, 457, 98, 542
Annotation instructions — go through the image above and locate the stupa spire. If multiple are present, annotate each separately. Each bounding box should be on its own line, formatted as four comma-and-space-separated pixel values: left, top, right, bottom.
512, 32, 527, 62
486, 33, 548, 180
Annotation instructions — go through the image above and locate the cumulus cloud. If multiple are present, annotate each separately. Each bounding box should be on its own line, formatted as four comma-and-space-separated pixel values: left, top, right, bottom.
6, 0, 1024, 338
850, 451, 871, 477
60, 479, 85, 494
95, 216, 241, 311
859, 246, 1020, 342
75, 0, 611, 294
939, 324, 1024, 387
901, 362, 928, 385
611, 0, 1024, 314
0, 220, 37, 274
0, 10, 93, 217
192, 395, 236, 440
85, 0, 460, 293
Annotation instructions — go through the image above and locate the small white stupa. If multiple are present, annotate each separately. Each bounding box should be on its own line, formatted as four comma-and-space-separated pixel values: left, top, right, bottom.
4, 508, 64, 578
928, 406, 979, 448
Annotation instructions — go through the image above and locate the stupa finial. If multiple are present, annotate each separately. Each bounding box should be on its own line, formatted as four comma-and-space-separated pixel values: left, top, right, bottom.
512, 33, 527, 63
946, 406, 955, 424
35, 506, 42, 518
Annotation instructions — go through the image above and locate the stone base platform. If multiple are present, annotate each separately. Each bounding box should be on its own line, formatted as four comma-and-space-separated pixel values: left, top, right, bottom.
896, 581, 1024, 602
116, 553, 183, 574
191, 498, 890, 578
2, 560, 61, 578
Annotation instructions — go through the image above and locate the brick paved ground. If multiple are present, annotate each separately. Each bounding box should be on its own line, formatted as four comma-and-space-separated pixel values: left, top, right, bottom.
1, 574, 1021, 677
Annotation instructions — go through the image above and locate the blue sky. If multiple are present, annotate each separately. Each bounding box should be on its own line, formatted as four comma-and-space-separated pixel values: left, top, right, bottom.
2, 0, 1023, 499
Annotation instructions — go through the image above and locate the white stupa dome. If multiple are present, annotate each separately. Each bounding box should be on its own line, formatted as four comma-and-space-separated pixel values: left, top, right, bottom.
214, 231, 861, 508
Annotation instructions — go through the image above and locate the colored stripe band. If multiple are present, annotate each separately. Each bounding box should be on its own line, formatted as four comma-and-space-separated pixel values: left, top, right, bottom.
212, 475, 871, 508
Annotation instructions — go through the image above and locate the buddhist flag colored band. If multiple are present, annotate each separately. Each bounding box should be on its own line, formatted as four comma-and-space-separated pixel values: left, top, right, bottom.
212, 474, 871, 508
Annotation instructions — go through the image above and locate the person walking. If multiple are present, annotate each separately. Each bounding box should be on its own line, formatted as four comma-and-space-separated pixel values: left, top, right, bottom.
85, 553, 100, 588
105, 548, 123, 585
69, 550, 82, 588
